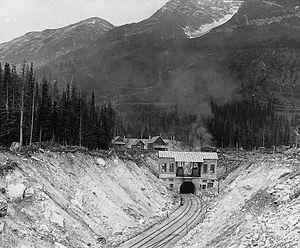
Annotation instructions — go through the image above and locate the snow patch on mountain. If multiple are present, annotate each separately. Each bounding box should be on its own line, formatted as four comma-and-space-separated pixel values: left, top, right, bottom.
183, 6, 239, 38
85, 19, 96, 25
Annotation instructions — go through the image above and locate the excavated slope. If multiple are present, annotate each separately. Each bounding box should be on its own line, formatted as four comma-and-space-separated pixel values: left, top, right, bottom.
0, 150, 173, 248
175, 150, 300, 248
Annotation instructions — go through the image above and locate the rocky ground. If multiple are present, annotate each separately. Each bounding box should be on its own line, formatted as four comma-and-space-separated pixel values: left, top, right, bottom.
1, 147, 299, 248
0, 147, 176, 248
175, 149, 300, 248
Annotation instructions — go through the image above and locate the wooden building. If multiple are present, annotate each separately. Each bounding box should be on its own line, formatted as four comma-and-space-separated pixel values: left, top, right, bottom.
112, 136, 126, 148
113, 135, 169, 151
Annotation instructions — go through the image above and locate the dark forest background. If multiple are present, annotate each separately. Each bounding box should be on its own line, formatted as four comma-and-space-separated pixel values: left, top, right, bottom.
0, 61, 298, 150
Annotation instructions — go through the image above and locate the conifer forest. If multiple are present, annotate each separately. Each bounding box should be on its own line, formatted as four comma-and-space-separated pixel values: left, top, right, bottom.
0, 61, 298, 150
0, 62, 116, 149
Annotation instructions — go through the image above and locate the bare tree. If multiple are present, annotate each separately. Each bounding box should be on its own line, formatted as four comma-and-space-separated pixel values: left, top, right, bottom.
20, 60, 26, 147
29, 77, 36, 145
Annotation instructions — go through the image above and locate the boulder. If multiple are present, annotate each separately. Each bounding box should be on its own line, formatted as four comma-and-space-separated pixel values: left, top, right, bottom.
10, 142, 21, 152
50, 212, 65, 228
7, 183, 26, 199
96, 158, 106, 167
54, 242, 67, 248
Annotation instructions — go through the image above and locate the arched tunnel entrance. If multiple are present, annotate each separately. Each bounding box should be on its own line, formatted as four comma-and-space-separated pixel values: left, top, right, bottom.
180, 182, 195, 194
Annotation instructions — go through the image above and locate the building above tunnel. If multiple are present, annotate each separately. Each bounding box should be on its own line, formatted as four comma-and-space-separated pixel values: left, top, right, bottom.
158, 151, 218, 193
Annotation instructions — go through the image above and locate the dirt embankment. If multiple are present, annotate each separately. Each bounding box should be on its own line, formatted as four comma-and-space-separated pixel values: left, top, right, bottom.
175, 150, 300, 248
0, 149, 174, 248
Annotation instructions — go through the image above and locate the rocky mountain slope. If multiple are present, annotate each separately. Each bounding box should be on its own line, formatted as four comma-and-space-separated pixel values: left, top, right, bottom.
40, 0, 300, 109
0, 0, 243, 97
0, 149, 174, 248
175, 149, 300, 248
0, 17, 114, 67
187, 0, 300, 109
0, 0, 299, 114
125, 0, 242, 40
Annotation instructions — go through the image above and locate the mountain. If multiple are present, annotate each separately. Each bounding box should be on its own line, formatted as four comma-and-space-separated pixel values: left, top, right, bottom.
29, 0, 244, 98
0, 0, 299, 112
189, 0, 300, 103
1, 0, 299, 147
0, 17, 114, 67
195, 0, 300, 46
98, 0, 242, 42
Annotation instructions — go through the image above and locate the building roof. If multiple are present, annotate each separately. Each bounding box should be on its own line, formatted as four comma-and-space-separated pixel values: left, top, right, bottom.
158, 151, 218, 162
132, 139, 145, 146
149, 136, 160, 143
112, 136, 126, 145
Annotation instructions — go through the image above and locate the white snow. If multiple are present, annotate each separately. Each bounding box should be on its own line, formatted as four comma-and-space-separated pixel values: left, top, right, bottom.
183, 11, 237, 39
85, 19, 96, 25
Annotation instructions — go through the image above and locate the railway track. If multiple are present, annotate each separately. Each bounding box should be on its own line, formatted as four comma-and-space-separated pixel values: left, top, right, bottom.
117, 194, 203, 248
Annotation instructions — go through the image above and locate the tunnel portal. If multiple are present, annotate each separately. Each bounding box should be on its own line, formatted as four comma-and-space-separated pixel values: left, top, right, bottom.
180, 182, 195, 194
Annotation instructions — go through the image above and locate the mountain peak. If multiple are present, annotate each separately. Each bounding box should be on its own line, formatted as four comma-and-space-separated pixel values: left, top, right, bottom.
0, 17, 114, 66
76, 17, 115, 29
150, 0, 243, 38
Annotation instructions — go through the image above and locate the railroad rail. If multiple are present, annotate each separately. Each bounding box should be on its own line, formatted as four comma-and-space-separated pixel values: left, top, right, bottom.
117, 194, 203, 248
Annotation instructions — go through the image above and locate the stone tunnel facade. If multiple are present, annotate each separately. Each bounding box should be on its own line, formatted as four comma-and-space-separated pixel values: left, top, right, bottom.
158, 151, 218, 194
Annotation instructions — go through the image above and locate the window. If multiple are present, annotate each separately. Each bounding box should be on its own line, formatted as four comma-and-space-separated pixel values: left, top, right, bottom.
202, 185, 207, 190
169, 184, 174, 189
210, 164, 215, 174
207, 183, 214, 188
203, 164, 208, 174
162, 163, 167, 172
169, 163, 174, 172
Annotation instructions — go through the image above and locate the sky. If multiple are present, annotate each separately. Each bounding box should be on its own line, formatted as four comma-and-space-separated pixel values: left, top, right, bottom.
0, 0, 169, 43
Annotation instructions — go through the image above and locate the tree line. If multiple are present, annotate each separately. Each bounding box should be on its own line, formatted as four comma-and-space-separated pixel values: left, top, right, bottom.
1, 61, 297, 151
0, 62, 116, 150
115, 104, 198, 145
207, 97, 296, 149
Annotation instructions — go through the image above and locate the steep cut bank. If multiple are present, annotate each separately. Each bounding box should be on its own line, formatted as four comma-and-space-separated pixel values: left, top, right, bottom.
175, 150, 300, 247
0, 149, 174, 248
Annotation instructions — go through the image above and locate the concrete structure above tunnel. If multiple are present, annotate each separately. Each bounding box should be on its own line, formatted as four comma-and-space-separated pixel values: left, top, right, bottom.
158, 151, 218, 194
